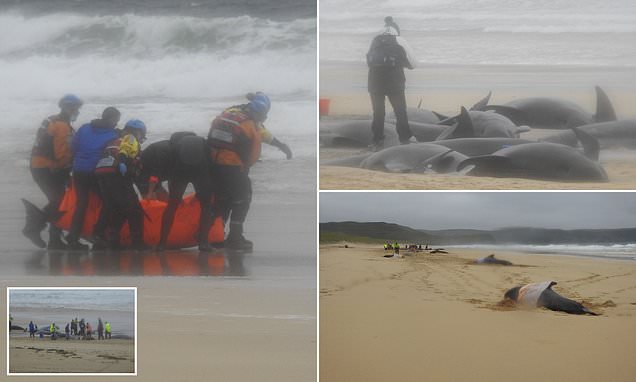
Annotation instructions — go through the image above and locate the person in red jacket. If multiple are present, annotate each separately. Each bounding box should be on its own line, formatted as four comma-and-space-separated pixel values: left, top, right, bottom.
24, 94, 83, 249
208, 92, 291, 250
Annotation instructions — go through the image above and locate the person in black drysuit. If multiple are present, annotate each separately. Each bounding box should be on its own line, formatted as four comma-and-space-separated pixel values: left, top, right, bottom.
157, 132, 214, 252
367, 16, 414, 151
136, 140, 171, 201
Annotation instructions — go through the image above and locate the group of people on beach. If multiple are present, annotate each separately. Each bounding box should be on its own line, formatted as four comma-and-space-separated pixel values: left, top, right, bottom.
27, 317, 112, 340
22, 92, 292, 252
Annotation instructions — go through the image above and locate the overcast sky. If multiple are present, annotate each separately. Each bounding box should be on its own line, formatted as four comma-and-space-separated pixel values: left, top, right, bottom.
320, 192, 636, 230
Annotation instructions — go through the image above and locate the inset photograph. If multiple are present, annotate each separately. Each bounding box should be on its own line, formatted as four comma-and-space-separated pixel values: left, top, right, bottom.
320, 192, 636, 382
8, 287, 136, 375
319, 1, 636, 190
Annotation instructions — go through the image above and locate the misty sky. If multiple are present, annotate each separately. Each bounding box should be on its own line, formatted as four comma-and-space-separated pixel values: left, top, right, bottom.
320, 192, 636, 230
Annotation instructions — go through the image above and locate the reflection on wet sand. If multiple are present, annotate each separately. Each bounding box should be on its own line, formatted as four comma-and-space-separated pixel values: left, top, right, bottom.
26, 250, 246, 277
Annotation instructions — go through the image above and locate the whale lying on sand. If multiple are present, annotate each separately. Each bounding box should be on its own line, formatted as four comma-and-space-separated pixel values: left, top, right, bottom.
458, 128, 608, 182
432, 138, 535, 157
320, 119, 399, 147
482, 86, 616, 129
475, 254, 512, 265
436, 107, 530, 140
360, 144, 468, 174
504, 281, 598, 315
540, 119, 636, 149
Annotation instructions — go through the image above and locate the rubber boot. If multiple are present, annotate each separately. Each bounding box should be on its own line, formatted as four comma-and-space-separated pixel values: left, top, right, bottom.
225, 223, 253, 251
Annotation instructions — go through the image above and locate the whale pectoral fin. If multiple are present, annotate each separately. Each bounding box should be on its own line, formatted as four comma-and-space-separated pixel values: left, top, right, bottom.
582, 307, 599, 316
571, 126, 600, 161
594, 85, 617, 122
470, 91, 492, 111
432, 111, 449, 121
414, 149, 455, 173
515, 125, 531, 135
436, 115, 458, 126
482, 105, 526, 125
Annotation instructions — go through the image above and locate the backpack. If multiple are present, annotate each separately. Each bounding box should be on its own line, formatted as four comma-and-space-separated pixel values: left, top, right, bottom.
31, 117, 56, 160
367, 34, 400, 68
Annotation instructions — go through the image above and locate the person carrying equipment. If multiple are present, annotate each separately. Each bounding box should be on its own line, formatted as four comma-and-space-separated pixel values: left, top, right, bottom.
24, 94, 83, 249
94, 119, 148, 250
207, 92, 291, 251
157, 132, 214, 252
66, 107, 121, 250
366, 17, 415, 151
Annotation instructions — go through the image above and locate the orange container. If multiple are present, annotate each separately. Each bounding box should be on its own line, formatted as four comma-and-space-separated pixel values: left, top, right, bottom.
319, 98, 330, 117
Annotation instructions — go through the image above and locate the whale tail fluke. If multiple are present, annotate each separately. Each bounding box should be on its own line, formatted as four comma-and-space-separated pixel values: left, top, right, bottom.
21, 198, 47, 248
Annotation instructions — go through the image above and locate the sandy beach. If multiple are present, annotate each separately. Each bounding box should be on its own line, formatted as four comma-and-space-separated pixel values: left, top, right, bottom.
320, 243, 636, 382
10, 337, 134, 374
319, 64, 636, 190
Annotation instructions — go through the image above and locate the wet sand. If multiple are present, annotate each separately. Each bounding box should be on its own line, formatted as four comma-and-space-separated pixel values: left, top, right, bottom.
10, 337, 134, 374
319, 63, 636, 190
320, 243, 636, 382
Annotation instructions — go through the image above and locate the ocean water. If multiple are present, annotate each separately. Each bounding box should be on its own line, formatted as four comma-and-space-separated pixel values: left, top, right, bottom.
9, 288, 135, 311
320, 0, 636, 67
9, 289, 136, 336
447, 243, 636, 261
0, 0, 317, 154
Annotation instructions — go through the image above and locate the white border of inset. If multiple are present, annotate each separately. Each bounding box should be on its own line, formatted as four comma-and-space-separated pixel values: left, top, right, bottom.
6, 286, 138, 377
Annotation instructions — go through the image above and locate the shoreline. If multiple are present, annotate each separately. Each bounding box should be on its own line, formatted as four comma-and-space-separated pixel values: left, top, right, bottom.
320, 243, 636, 382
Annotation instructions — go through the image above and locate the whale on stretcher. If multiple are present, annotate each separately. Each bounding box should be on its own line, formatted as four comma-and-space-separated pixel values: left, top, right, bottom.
23, 186, 224, 249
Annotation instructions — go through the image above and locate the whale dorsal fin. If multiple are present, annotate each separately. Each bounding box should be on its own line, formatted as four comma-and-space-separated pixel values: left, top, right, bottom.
571, 126, 600, 161
436, 107, 475, 140
487, 254, 495, 258
470, 91, 492, 111
595, 86, 617, 122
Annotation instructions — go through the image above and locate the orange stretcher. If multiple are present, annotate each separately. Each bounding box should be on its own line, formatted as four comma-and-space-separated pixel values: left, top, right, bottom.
55, 185, 224, 249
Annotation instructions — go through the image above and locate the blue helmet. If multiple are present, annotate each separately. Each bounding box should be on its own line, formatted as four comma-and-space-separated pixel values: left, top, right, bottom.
124, 119, 147, 141
247, 92, 271, 121
58, 94, 83, 110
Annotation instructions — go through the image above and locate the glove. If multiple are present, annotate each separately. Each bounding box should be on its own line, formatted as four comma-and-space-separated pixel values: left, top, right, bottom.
278, 142, 292, 160
118, 162, 127, 176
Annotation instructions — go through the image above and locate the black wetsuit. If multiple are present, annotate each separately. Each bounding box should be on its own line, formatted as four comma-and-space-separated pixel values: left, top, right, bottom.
30, 167, 69, 237
136, 140, 171, 196
210, 165, 251, 234
158, 133, 213, 249
367, 33, 413, 145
